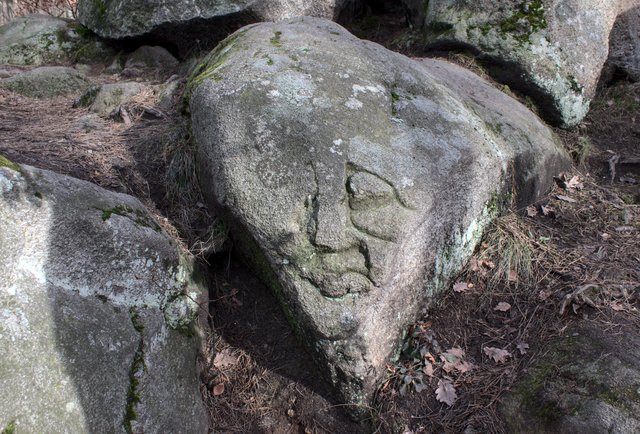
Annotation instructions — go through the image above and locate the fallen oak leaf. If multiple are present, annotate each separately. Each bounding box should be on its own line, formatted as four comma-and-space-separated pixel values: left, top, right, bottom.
516, 342, 529, 355
213, 383, 225, 396
541, 205, 555, 217
424, 361, 434, 377
483, 346, 511, 363
526, 205, 538, 217
435, 380, 457, 406
213, 349, 238, 368
494, 302, 512, 312
455, 360, 475, 373
453, 282, 473, 292
567, 175, 584, 190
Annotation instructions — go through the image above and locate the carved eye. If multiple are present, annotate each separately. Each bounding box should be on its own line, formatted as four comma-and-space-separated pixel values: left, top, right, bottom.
347, 172, 395, 210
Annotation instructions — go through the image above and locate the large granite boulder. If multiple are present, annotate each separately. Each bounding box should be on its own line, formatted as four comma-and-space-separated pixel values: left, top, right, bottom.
0, 14, 114, 66
188, 17, 569, 409
409, 0, 637, 128
0, 66, 91, 98
604, 5, 640, 82
502, 322, 640, 433
77, 0, 364, 56
0, 158, 208, 433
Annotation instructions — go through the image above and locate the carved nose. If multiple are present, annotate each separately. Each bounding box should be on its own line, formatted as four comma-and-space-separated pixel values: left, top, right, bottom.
314, 200, 354, 251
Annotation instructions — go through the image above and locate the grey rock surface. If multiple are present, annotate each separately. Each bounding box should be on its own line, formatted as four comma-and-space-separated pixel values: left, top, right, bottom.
0, 66, 91, 98
605, 6, 640, 82
0, 14, 114, 66
188, 17, 569, 408
75, 81, 146, 116
412, 0, 638, 128
77, 0, 364, 56
0, 160, 208, 433
502, 321, 640, 433
123, 45, 179, 79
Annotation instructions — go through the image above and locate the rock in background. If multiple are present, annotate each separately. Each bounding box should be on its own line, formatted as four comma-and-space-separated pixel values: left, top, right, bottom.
188, 17, 569, 409
406, 0, 638, 128
604, 5, 640, 83
0, 159, 208, 433
0, 14, 114, 66
77, 0, 364, 57
0, 66, 91, 97
502, 322, 640, 433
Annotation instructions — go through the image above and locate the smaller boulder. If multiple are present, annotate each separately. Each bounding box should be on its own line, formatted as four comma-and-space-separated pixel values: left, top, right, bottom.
123, 46, 179, 79
0, 14, 114, 66
75, 82, 147, 116
502, 322, 640, 433
0, 66, 91, 98
604, 6, 640, 83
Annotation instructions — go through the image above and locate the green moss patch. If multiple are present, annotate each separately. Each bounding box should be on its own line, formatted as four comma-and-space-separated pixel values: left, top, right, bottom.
1, 421, 16, 434
0, 154, 19, 172
97, 204, 161, 231
270, 31, 283, 47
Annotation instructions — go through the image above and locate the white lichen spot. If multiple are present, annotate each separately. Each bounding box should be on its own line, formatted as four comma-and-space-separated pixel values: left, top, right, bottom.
268, 89, 281, 98
345, 98, 363, 110
312, 97, 332, 108
65, 402, 77, 413
1, 308, 30, 341
400, 177, 414, 188
337, 72, 350, 79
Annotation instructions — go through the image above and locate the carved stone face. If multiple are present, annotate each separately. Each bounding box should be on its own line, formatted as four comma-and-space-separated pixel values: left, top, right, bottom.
299, 168, 416, 298
190, 17, 568, 408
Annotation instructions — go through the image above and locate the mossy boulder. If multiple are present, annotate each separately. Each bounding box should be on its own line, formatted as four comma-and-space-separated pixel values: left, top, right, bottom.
503, 322, 640, 433
0, 66, 92, 98
0, 163, 208, 433
0, 14, 114, 66
74, 81, 147, 116
411, 0, 634, 128
77, 0, 364, 57
188, 17, 569, 410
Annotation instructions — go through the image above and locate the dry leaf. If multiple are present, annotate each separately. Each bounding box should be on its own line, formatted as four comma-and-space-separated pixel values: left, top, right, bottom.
445, 347, 465, 358
615, 226, 635, 232
213, 383, 225, 396
441, 348, 473, 373
455, 361, 475, 373
556, 194, 578, 203
611, 302, 626, 311
526, 205, 538, 217
483, 347, 511, 363
538, 290, 550, 301
424, 361, 434, 377
516, 342, 529, 355
541, 205, 555, 217
213, 349, 238, 368
453, 282, 470, 293
494, 302, 512, 312
567, 175, 584, 190
435, 380, 457, 406
601, 233, 611, 240
470, 257, 480, 272
287, 409, 295, 418
507, 270, 518, 282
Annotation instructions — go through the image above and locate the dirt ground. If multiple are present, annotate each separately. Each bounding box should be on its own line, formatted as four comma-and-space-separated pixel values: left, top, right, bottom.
1, 4, 638, 434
